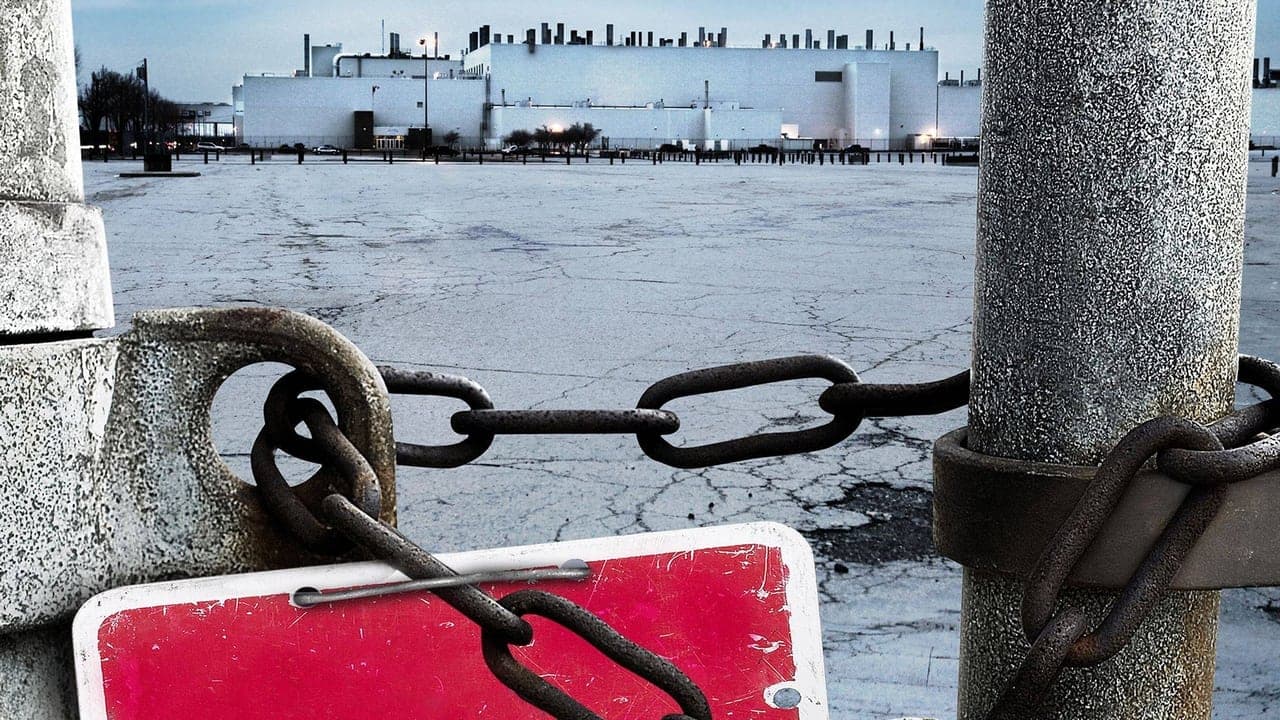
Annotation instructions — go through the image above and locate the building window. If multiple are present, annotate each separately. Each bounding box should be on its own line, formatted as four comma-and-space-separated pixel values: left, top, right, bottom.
417, 101, 424, 108
815, 71, 843, 82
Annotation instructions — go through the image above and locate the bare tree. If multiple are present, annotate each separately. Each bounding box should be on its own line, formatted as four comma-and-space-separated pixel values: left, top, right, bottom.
79, 67, 182, 155
503, 129, 534, 147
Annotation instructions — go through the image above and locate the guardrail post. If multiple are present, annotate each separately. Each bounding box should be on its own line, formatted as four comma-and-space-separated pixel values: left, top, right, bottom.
961, 1, 1256, 717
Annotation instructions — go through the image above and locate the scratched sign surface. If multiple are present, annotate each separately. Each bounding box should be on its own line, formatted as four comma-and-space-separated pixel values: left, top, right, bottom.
74, 523, 827, 719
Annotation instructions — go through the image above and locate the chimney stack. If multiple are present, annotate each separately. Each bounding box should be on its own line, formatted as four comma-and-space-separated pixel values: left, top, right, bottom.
1255, 58, 1262, 87
920, 27, 925, 50
838, 34, 849, 49
890, 31, 895, 50
607, 24, 614, 46
469, 31, 478, 52
793, 33, 800, 49
586, 30, 593, 45
721, 27, 728, 47
541, 23, 551, 44
805, 29, 813, 49
866, 29, 874, 50
648, 31, 654, 47
555, 23, 564, 44
764, 33, 772, 48
526, 29, 536, 46
828, 30, 835, 49
680, 32, 687, 47
1266, 57, 1273, 87
479, 26, 490, 47
304, 34, 311, 76
699, 27, 706, 46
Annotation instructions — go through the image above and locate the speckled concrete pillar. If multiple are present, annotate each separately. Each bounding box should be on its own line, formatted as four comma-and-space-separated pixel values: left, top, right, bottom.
963, 0, 1256, 717
0, 2, 114, 717
0, 0, 113, 334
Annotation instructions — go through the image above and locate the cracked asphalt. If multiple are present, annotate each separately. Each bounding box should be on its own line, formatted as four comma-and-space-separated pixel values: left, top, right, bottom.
85, 155, 1280, 717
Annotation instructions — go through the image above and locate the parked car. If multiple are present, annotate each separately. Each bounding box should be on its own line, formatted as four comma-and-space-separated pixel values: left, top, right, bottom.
500, 145, 529, 156
195, 142, 227, 152
312, 144, 342, 155
748, 144, 780, 156
427, 145, 459, 157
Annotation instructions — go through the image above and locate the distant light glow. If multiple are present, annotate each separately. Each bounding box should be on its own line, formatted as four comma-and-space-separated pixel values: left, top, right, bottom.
549, 123, 564, 133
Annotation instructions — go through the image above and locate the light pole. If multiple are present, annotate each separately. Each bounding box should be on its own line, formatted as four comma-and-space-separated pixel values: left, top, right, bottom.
419, 34, 435, 148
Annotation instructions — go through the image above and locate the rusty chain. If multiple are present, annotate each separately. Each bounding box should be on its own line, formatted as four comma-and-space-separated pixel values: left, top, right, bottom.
990, 355, 1280, 716
253, 397, 712, 719
252, 352, 1280, 718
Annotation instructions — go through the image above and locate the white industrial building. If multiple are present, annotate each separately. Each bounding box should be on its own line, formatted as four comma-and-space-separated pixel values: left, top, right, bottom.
235, 25, 983, 151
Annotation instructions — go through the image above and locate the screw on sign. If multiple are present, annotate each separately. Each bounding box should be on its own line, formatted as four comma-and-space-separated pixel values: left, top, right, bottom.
74, 525, 827, 719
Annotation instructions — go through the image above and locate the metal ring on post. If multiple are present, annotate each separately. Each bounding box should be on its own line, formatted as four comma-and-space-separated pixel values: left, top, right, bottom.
480, 590, 713, 720
132, 307, 397, 528
379, 367, 497, 468
636, 355, 862, 469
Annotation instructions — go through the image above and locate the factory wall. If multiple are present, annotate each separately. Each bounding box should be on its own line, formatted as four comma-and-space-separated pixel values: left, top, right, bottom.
489, 105, 783, 149
241, 76, 484, 147
469, 43, 937, 146
938, 85, 982, 138
1254, 90, 1280, 141
333, 56, 465, 79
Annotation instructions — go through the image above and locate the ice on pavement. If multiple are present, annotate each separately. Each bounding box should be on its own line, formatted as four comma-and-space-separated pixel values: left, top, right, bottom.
85, 156, 1280, 718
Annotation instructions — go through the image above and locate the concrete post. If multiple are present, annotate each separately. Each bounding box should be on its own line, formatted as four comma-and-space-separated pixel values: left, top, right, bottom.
963, 1, 1256, 718
0, 0, 113, 335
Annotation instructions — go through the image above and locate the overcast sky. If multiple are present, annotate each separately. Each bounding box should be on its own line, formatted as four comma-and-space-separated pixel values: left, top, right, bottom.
72, 0, 1280, 103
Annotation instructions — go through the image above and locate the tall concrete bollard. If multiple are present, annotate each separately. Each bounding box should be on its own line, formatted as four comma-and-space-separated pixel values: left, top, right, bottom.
961, 1, 1256, 717
0, 4, 397, 719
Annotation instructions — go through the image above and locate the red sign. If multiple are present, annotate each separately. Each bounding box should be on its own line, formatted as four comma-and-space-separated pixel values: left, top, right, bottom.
75, 524, 827, 719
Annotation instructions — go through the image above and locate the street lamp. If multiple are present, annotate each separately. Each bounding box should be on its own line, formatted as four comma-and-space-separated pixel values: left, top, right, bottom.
418, 36, 431, 147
